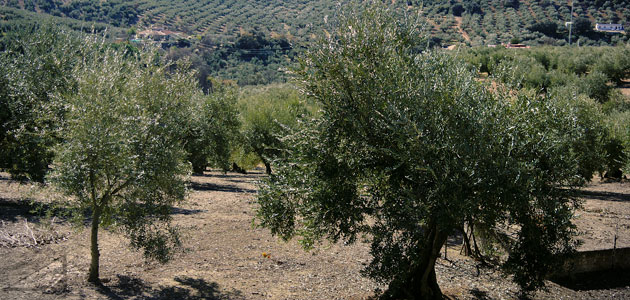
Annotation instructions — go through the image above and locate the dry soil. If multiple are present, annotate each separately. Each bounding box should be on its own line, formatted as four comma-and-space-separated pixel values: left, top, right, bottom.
0, 170, 629, 299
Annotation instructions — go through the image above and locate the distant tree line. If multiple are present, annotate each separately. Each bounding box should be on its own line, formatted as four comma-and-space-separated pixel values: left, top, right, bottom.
461, 45, 630, 178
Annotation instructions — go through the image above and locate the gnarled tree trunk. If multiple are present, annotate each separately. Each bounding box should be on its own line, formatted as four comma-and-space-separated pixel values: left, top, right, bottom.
262, 158, 272, 175
385, 224, 449, 300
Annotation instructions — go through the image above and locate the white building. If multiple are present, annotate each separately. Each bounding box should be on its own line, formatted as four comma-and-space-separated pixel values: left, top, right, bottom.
595, 23, 625, 32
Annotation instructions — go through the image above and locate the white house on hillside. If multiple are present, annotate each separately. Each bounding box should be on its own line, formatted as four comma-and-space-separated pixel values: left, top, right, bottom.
595, 23, 625, 32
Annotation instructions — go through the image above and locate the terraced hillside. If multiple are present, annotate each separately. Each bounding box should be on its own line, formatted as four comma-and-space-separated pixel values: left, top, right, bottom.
2, 0, 628, 86
1, 0, 629, 45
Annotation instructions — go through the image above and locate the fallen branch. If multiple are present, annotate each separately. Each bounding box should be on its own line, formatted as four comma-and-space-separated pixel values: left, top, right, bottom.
24, 219, 37, 246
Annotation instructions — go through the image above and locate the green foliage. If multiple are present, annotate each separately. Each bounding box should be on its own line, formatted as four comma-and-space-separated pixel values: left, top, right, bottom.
0, 6, 125, 36
573, 17, 593, 35
577, 70, 612, 103
0, 25, 79, 182
463, 45, 630, 104
183, 80, 240, 174
592, 46, 630, 85
4, 1, 630, 49
603, 97, 630, 176
255, 2, 605, 298
4, 1, 630, 86
2, 0, 138, 27
238, 84, 314, 174
48, 39, 192, 281
527, 21, 559, 37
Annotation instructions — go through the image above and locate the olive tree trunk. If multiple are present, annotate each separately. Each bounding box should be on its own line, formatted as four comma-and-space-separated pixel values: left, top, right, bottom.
385, 224, 449, 300
262, 158, 272, 175
87, 205, 101, 283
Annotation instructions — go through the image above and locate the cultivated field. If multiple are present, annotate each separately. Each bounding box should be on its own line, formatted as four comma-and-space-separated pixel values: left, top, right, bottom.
0, 170, 629, 299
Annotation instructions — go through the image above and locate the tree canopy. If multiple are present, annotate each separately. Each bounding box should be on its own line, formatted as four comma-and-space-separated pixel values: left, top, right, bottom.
238, 85, 315, 174
0, 26, 79, 182
183, 79, 240, 174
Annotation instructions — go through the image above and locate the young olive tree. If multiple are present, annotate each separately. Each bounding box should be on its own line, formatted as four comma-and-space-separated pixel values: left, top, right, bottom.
256, 2, 605, 299
48, 41, 193, 283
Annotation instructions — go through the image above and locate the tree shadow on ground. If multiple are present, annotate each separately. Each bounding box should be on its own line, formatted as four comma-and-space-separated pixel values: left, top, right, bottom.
470, 289, 490, 300
188, 181, 256, 194
196, 170, 263, 178
0, 197, 40, 222
579, 190, 630, 202
551, 268, 630, 291
194, 170, 264, 184
170, 207, 206, 216
0, 197, 66, 223
97, 275, 244, 300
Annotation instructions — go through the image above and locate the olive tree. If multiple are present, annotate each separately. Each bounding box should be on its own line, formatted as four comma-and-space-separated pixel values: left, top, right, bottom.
256, 2, 604, 299
239, 85, 313, 174
48, 41, 193, 283
183, 80, 240, 174
0, 26, 79, 182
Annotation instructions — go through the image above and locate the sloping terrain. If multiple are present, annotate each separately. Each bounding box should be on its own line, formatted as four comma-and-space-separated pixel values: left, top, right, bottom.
1, 0, 629, 45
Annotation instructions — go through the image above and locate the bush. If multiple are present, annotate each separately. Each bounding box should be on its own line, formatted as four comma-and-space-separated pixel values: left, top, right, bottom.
578, 70, 612, 103
238, 84, 314, 174
183, 79, 240, 174
0, 25, 79, 182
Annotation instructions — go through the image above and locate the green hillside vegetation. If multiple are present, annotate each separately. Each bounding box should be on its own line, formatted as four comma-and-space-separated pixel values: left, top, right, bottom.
419, 0, 630, 46
2, 0, 629, 45
2, 1, 630, 85
460, 45, 630, 177
0, 6, 125, 36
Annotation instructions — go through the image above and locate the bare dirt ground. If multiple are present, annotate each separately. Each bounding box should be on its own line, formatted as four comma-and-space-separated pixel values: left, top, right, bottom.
0, 170, 629, 300
618, 80, 630, 98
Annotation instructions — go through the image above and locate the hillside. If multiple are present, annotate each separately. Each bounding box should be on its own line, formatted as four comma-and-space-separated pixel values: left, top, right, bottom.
2, 0, 629, 85
2, 0, 629, 46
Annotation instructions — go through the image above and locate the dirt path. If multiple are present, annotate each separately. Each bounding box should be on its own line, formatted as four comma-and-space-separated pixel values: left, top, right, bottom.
618, 80, 630, 98
0, 171, 379, 300
575, 178, 630, 251
454, 17, 470, 42
1, 171, 630, 299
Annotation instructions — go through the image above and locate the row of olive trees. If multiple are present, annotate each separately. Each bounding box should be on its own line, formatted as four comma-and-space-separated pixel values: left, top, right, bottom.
1, 25, 313, 283
255, 2, 608, 299
0, 5, 613, 298
461, 45, 630, 178
462, 46, 630, 101
0, 27, 302, 182
0, 27, 246, 283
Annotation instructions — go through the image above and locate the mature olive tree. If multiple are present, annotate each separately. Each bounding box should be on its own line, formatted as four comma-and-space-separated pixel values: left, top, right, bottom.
239, 85, 313, 174
48, 41, 193, 283
256, 2, 604, 299
184, 80, 240, 174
